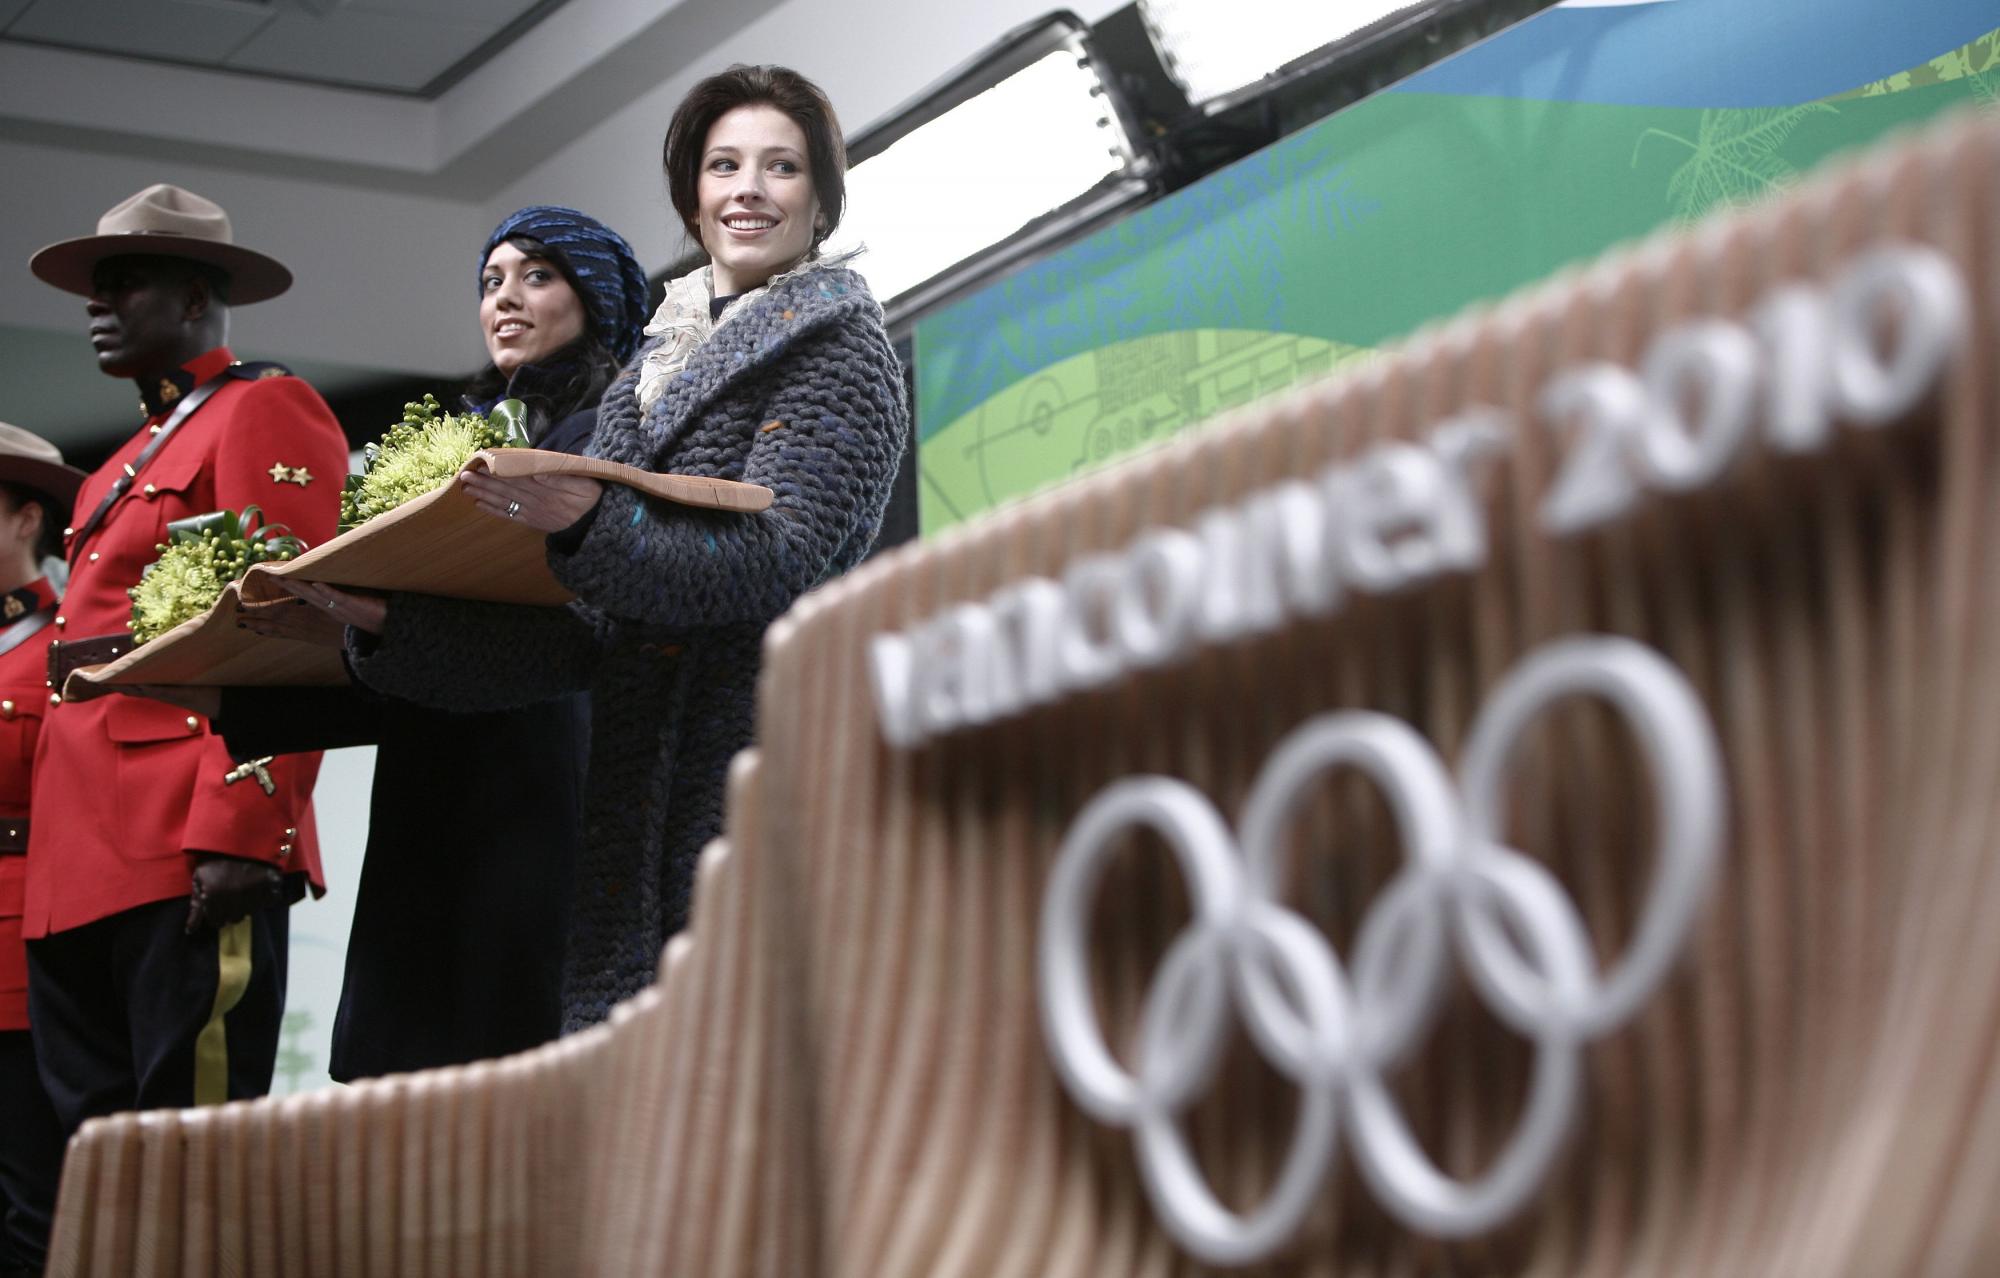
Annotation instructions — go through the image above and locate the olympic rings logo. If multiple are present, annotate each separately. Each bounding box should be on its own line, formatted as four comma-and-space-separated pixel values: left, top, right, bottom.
1037, 636, 1725, 1266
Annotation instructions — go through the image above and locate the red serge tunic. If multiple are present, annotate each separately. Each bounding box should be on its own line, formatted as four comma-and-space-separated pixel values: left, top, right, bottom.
0, 578, 61, 1029
23, 348, 350, 939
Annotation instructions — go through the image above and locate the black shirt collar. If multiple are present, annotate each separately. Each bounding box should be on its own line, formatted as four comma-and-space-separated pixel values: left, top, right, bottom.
140, 366, 198, 419
138, 348, 235, 419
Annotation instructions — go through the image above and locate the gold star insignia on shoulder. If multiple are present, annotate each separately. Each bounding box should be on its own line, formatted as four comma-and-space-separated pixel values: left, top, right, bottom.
258, 367, 286, 379
269, 464, 313, 487
2, 596, 23, 621
268, 463, 290, 483
158, 379, 181, 404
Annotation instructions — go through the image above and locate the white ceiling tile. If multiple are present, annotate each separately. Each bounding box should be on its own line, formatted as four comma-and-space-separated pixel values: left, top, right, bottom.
342, 0, 545, 28
223, 9, 497, 93
6, 0, 272, 65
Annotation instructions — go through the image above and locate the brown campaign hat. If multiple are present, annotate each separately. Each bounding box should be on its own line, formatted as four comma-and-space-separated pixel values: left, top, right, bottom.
29, 183, 293, 305
0, 422, 86, 507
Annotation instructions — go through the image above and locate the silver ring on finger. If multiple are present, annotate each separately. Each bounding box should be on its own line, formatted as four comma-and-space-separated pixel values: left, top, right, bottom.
506, 500, 521, 519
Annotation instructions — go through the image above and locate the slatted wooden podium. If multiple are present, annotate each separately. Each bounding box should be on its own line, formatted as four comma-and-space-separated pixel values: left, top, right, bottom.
44, 107, 2000, 1275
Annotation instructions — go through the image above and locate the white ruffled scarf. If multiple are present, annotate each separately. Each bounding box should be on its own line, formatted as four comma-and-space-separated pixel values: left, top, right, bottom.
635, 250, 861, 412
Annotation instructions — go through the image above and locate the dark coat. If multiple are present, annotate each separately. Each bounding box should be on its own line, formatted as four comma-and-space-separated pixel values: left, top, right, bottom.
217, 402, 597, 1081
217, 675, 587, 1082
350, 266, 907, 1029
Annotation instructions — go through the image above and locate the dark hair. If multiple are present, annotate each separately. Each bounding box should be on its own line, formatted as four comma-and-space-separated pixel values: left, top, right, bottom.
662, 64, 847, 256
464, 234, 623, 440
0, 483, 62, 563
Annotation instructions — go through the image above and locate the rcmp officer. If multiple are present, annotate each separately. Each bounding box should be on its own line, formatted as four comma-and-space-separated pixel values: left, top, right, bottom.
0, 425, 83, 1278
20, 185, 349, 1139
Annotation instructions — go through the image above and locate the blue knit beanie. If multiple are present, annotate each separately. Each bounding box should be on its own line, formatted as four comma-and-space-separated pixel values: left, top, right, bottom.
480, 206, 649, 365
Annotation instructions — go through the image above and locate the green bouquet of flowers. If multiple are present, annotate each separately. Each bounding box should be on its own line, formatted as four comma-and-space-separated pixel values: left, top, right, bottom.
128, 505, 305, 644
340, 394, 530, 533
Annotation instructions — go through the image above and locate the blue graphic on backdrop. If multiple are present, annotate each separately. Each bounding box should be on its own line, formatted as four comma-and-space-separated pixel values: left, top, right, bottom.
1398, 0, 1994, 108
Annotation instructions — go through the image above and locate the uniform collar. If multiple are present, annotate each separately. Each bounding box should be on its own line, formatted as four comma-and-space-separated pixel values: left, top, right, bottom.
0, 577, 56, 625
140, 347, 236, 420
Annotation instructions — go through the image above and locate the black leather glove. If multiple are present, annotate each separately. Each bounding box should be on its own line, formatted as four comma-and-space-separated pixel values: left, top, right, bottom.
185, 854, 285, 934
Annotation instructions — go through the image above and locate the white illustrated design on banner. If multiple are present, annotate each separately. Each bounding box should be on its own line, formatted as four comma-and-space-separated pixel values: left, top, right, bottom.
1037, 636, 1725, 1266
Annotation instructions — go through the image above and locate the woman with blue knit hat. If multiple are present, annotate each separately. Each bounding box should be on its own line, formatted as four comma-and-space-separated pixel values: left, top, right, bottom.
461, 205, 650, 450
202, 206, 649, 1080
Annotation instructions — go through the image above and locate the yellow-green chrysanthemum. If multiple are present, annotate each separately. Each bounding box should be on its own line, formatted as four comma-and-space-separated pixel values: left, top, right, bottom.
340, 395, 527, 532
128, 540, 229, 643
128, 508, 304, 644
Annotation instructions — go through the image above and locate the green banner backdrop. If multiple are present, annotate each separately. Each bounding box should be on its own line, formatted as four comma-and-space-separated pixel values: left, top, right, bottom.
913, 0, 2000, 533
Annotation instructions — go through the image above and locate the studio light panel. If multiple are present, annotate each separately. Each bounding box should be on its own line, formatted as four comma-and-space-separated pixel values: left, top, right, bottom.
827, 48, 1133, 307
1141, 0, 1422, 106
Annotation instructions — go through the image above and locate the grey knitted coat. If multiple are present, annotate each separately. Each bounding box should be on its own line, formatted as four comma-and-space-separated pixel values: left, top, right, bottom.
348, 265, 906, 1030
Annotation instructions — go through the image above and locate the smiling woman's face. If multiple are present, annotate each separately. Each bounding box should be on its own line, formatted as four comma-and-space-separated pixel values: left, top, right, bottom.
480, 241, 587, 376
697, 103, 821, 296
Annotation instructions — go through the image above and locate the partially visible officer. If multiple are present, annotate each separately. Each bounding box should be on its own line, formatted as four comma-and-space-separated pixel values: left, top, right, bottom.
20, 184, 348, 1141
0, 425, 83, 1278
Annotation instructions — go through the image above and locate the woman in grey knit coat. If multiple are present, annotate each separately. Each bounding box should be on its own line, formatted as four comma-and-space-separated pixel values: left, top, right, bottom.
301, 66, 907, 1030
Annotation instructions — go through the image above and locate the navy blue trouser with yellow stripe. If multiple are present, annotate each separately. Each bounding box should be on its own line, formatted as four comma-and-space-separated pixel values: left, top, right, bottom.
24, 896, 287, 1142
